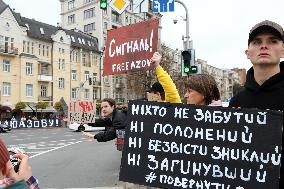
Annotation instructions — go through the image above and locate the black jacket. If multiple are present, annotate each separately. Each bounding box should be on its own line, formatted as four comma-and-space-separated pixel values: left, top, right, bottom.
89, 109, 127, 142
229, 63, 284, 188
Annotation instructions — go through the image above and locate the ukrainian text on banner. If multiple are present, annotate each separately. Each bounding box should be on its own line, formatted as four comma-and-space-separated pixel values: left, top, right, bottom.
119, 101, 283, 189
103, 19, 159, 76
69, 101, 96, 123
0, 119, 61, 129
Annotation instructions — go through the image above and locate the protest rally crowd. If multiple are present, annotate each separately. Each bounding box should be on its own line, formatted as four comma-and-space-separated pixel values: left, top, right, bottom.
1, 19, 284, 189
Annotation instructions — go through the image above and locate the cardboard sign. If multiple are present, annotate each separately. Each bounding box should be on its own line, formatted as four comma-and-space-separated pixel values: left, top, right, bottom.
68, 101, 96, 123
119, 101, 283, 189
103, 19, 159, 76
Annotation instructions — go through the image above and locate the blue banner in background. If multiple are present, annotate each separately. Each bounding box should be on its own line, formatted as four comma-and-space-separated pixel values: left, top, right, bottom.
152, 0, 175, 13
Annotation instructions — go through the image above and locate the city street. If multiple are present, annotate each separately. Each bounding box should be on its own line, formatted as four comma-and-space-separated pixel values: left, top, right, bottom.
1, 127, 124, 188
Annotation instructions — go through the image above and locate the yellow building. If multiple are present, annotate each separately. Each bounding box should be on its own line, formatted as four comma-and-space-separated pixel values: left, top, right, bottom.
0, 1, 101, 111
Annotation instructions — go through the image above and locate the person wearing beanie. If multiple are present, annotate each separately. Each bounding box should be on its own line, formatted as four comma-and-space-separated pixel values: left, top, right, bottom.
229, 20, 284, 188
0, 138, 39, 189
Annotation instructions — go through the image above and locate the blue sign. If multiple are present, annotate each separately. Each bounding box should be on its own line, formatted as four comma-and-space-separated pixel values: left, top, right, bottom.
152, 0, 174, 13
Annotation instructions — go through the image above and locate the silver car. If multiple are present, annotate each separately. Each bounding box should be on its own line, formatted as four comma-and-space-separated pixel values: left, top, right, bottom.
0, 123, 12, 133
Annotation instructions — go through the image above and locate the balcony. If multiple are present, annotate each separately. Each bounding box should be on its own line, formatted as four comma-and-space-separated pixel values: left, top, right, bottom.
38, 75, 52, 82
38, 96, 52, 101
115, 83, 124, 89
0, 47, 18, 56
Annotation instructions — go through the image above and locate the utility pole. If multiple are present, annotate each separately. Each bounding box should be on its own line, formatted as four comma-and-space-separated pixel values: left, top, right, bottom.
175, 0, 190, 50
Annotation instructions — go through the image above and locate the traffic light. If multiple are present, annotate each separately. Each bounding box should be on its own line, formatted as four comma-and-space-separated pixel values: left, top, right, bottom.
190, 65, 198, 73
100, 0, 107, 9
181, 50, 191, 74
182, 49, 197, 75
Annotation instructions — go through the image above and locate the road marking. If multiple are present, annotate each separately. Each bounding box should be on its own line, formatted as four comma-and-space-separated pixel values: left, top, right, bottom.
29, 141, 83, 159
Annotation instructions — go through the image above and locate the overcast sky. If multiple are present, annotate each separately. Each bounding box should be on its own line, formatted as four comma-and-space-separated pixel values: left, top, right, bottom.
4, 0, 284, 71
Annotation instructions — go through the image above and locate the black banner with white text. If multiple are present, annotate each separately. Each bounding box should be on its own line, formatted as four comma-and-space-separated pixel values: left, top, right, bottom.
119, 101, 283, 189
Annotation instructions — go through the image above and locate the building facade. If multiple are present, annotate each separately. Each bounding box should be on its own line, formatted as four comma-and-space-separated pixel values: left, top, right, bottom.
59, 0, 161, 103
0, 0, 100, 111
196, 59, 243, 101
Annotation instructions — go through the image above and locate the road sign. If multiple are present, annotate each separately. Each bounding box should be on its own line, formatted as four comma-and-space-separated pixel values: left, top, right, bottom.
133, 0, 149, 13
110, 0, 130, 14
152, 0, 174, 13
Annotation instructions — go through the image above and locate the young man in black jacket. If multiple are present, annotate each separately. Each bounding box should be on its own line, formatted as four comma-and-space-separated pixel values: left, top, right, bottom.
229, 20, 284, 188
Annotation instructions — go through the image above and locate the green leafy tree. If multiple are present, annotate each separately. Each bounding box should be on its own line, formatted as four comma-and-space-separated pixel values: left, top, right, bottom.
15, 102, 26, 110
54, 101, 64, 111
36, 102, 48, 109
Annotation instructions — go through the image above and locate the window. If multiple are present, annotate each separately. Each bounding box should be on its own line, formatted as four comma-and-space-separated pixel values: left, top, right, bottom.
40, 85, 47, 97
111, 12, 120, 23
59, 78, 65, 89
104, 76, 109, 83
26, 63, 33, 75
31, 42, 34, 54
68, 0, 75, 10
23, 40, 26, 52
59, 59, 65, 70
84, 23, 95, 32
26, 84, 33, 97
125, 16, 128, 24
38, 44, 41, 55
72, 88, 77, 99
82, 53, 86, 66
93, 73, 98, 82
3, 60, 10, 72
84, 89, 89, 99
46, 46, 49, 57
84, 71, 89, 81
93, 89, 97, 99
84, 8, 95, 19
2, 82, 11, 96
71, 36, 75, 42
71, 70, 77, 80
11, 38, 14, 50
84, 0, 94, 4
68, 14, 75, 24
104, 22, 108, 30
40, 28, 44, 35
42, 45, 45, 56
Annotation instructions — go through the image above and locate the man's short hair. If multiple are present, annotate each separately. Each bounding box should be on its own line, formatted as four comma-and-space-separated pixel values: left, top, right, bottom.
149, 82, 165, 100
149, 82, 164, 94
248, 20, 284, 45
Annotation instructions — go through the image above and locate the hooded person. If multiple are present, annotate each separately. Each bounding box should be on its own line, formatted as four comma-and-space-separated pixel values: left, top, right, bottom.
229, 20, 284, 188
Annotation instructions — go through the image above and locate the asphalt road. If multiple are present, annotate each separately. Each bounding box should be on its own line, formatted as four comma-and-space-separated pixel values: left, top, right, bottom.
1, 127, 125, 188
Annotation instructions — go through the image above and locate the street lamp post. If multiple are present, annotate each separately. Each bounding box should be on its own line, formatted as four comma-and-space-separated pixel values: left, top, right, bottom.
175, 0, 190, 50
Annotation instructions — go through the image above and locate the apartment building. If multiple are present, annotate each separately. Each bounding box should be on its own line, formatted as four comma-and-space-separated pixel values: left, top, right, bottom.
60, 0, 161, 103
196, 59, 242, 101
0, 0, 100, 110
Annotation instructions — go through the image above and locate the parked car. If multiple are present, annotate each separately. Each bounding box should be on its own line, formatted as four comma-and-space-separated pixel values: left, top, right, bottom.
0, 123, 12, 133
68, 122, 105, 132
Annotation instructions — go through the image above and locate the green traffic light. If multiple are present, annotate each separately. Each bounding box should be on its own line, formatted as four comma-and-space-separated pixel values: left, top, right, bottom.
184, 66, 190, 73
100, 0, 107, 9
190, 66, 198, 73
